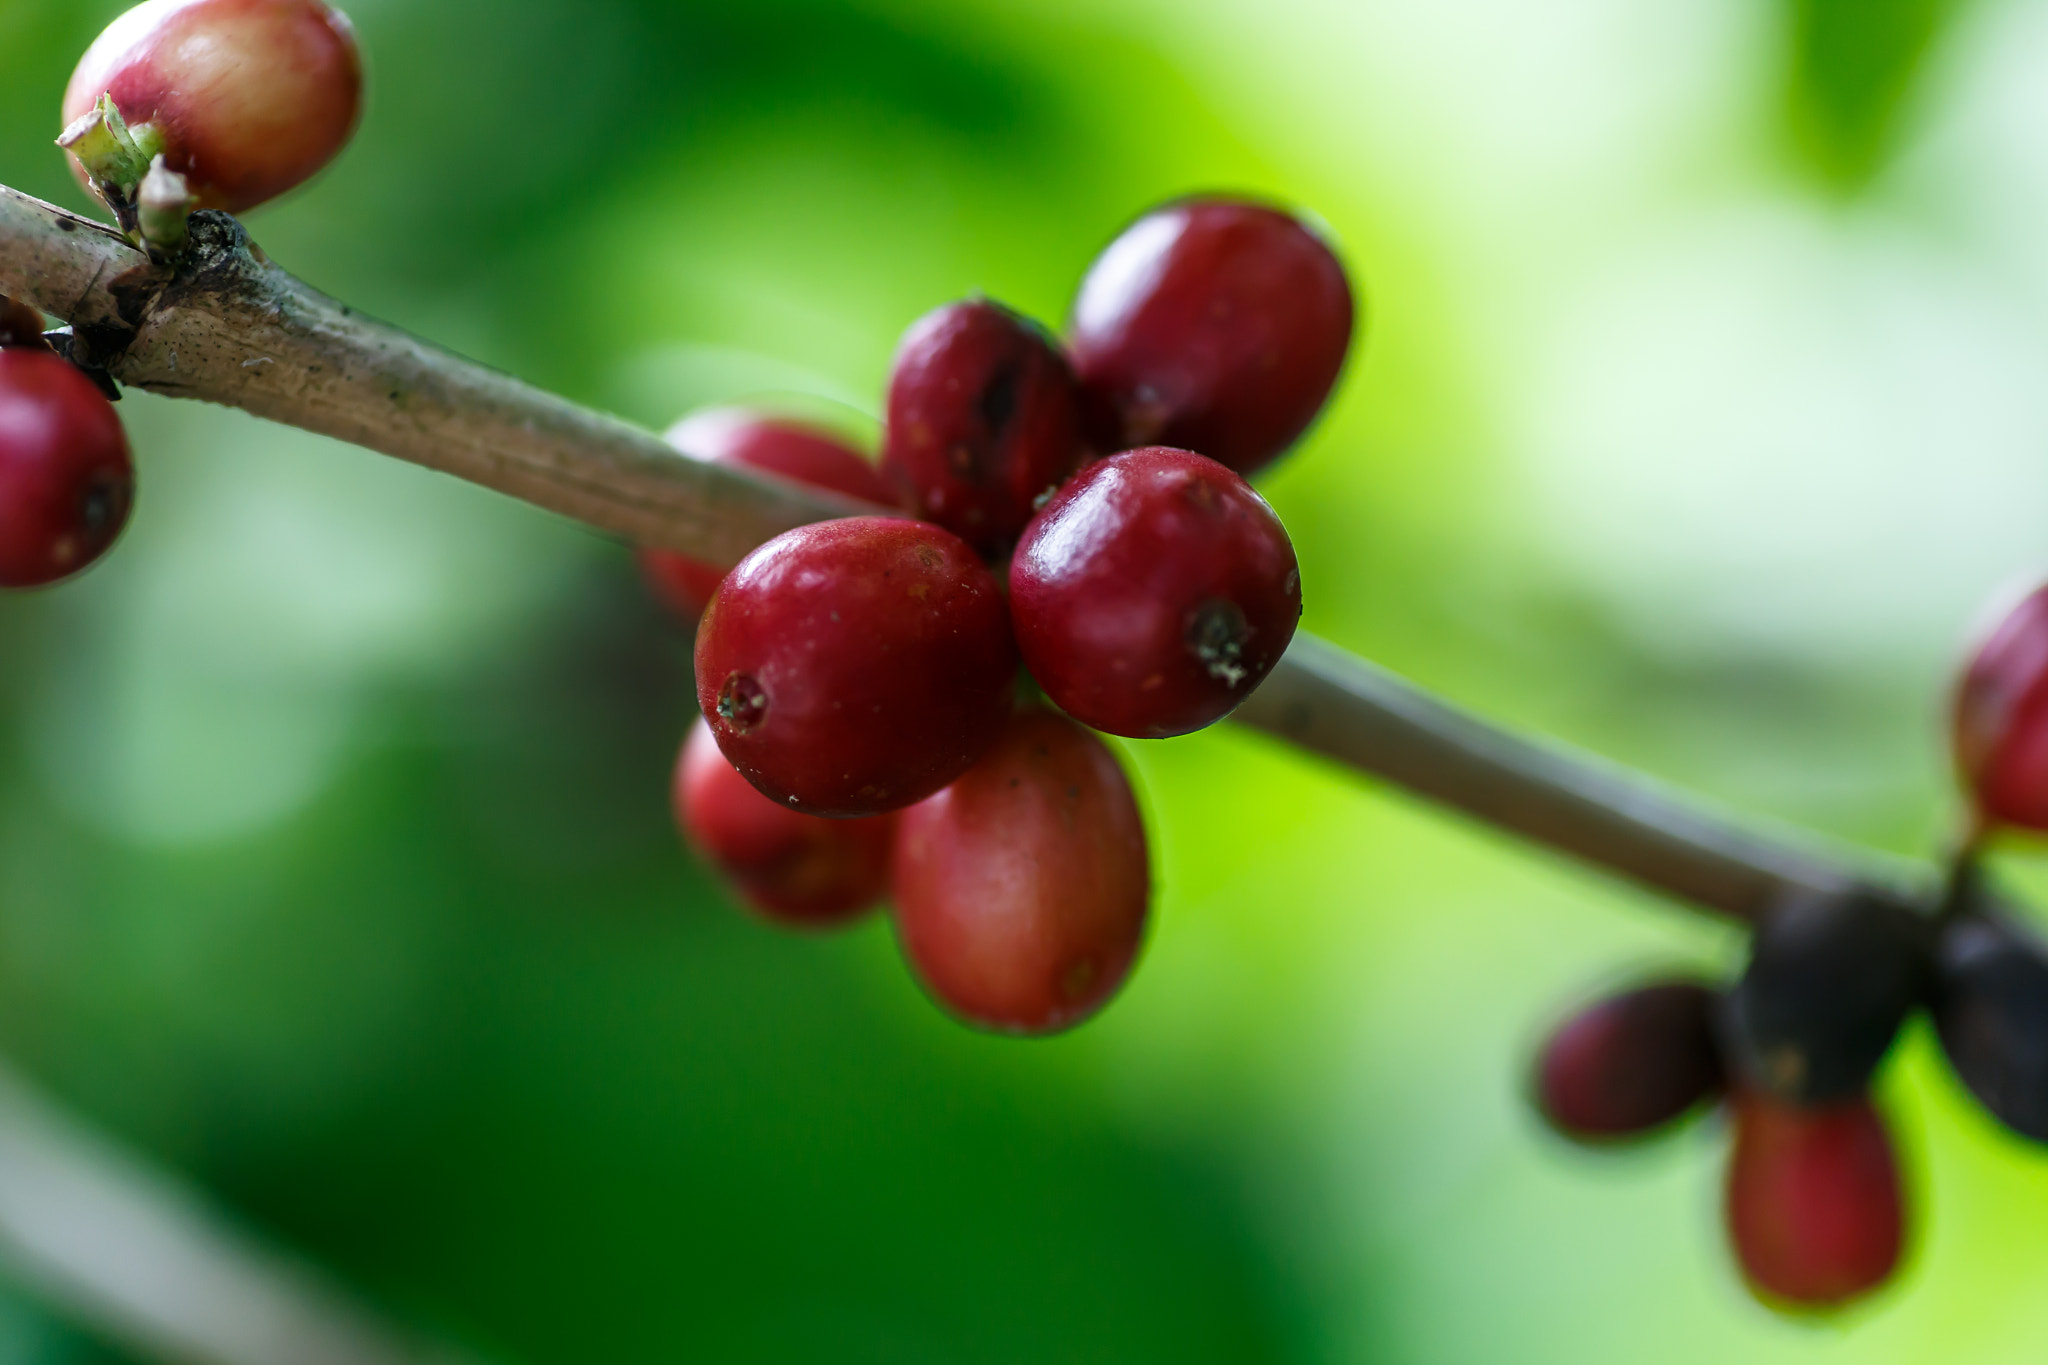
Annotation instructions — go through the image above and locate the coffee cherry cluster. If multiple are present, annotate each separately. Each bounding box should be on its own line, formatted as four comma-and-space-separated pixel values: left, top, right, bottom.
666, 196, 1349, 1032
1534, 577, 2048, 1310
4, 2, 366, 591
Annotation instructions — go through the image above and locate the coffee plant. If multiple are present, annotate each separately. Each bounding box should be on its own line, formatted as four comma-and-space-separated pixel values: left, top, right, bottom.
2, 0, 2043, 1351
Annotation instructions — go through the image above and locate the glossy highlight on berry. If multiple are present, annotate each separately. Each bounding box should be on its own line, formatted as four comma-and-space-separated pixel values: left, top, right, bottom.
882, 298, 1087, 557
1010, 446, 1301, 738
1069, 197, 1353, 476
694, 516, 1018, 818
891, 707, 1149, 1035
63, 0, 364, 214
0, 348, 134, 589
674, 718, 892, 928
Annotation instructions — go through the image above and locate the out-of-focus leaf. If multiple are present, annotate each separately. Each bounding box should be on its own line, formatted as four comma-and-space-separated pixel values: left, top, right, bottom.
1783, 0, 1973, 189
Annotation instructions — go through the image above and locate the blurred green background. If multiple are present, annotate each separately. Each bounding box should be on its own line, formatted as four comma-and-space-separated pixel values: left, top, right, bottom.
5, 0, 2048, 1359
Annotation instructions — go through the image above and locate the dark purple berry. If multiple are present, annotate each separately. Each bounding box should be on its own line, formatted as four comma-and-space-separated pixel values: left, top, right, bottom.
1934, 912, 2048, 1143
1720, 890, 1932, 1104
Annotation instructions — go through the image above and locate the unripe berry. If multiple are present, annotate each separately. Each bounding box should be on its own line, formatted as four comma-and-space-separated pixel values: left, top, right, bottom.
0, 349, 134, 588
1534, 979, 1724, 1141
63, 0, 364, 214
1954, 583, 2048, 831
1719, 891, 1931, 1105
1933, 913, 2048, 1142
1009, 446, 1301, 739
1725, 1091, 1904, 1309
638, 409, 898, 624
1068, 197, 1354, 476
882, 299, 1087, 557
673, 718, 892, 928
694, 517, 1017, 818
891, 707, 1149, 1035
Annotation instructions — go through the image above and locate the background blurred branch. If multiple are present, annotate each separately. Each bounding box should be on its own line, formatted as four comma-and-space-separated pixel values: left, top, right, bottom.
0, 1062, 475, 1365
0, 180, 1931, 930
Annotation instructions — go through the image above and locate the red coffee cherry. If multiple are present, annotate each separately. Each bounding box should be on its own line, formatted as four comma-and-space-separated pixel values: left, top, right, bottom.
891, 707, 1149, 1035
0, 298, 46, 351
1534, 979, 1724, 1142
0, 349, 135, 589
695, 516, 1017, 818
1009, 446, 1301, 739
1954, 582, 2048, 831
882, 299, 1087, 557
673, 718, 892, 928
638, 408, 897, 623
1725, 1091, 1904, 1309
1068, 197, 1354, 476
63, 0, 364, 214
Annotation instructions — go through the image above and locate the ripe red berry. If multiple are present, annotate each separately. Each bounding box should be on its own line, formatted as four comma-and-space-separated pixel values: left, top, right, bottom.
1725, 1091, 1904, 1309
882, 299, 1087, 557
1534, 980, 1724, 1141
638, 409, 897, 623
0, 298, 46, 351
695, 516, 1017, 818
673, 718, 892, 928
1009, 446, 1301, 739
891, 707, 1149, 1035
63, 0, 364, 214
1068, 197, 1354, 476
0, 349, 134, 589
1954, 582, 2048, 831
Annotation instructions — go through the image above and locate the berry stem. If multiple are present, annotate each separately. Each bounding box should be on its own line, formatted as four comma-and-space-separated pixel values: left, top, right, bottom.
0, 179, 1937, 926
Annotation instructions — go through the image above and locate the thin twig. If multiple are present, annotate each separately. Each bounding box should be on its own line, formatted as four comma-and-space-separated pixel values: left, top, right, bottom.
0, 182, 1933, 925
1229, 636, 1926, 921
0, 190, 877, 566
0, 1063, 476, 1365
